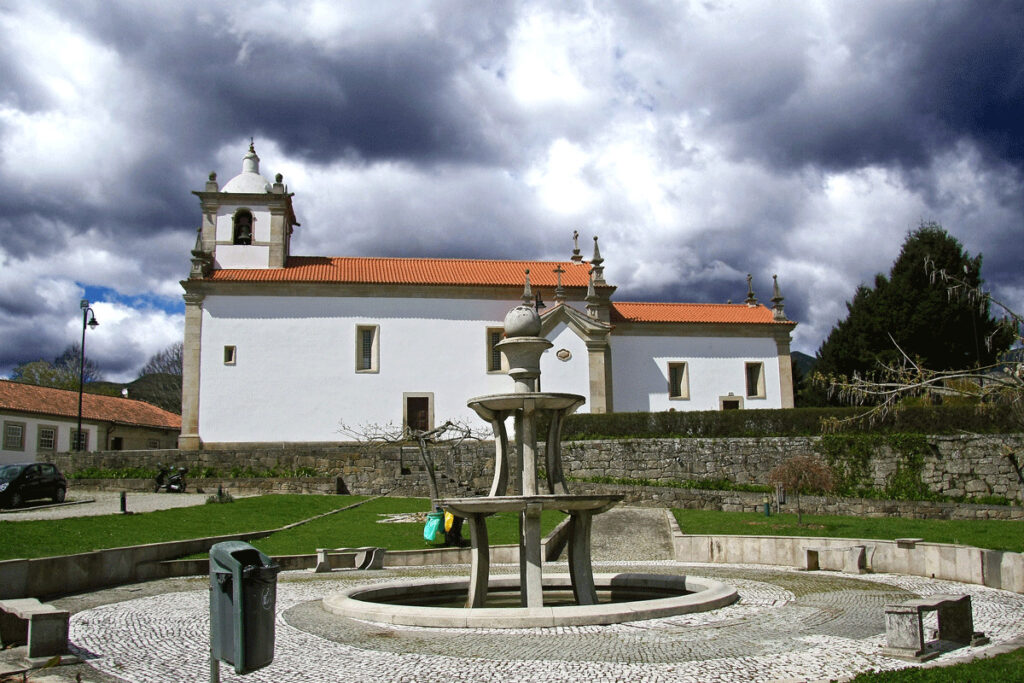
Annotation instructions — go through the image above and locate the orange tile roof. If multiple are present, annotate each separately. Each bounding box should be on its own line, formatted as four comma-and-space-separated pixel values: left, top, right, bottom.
610, 302, 791, 325
209, 256, 599, 288
0, 381, 181, 430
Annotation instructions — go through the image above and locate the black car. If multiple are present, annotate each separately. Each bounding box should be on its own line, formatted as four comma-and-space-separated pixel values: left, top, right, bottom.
0, 463, 67, 508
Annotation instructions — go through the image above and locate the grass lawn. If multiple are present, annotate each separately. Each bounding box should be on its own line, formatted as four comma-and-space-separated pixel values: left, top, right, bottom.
0, 495, 567, 560
851, 647, 1024, 682
250, 496, 567, 555
673, 509, 1024, 553
0, 495, 366, 561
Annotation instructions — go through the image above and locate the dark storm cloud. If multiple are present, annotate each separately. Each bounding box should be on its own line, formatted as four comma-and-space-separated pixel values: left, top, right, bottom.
723, 2, 1024, 175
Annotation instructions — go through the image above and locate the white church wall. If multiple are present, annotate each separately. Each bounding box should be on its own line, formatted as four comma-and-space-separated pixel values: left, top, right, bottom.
539, 322, 591, 407
197, 295, 578, 443
611, 334, 783, 412
213, 245, 270, 269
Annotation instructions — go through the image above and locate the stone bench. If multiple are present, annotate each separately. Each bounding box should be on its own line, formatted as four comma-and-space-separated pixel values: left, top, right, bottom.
881, 593, 989, 661
802, 544, 870, 574
312, 546, 385, 573
0, 598, 70, 660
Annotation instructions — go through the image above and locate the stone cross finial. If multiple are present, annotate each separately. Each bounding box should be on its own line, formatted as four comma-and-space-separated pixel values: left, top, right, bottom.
571, 230, 583, 262
522, 269, 534, 305
771, 274, 787, 320
554, 265, 566, 302
745, 274, 758, 306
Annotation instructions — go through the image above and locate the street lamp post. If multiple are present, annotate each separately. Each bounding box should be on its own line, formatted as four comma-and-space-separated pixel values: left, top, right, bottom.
76, 299, 99, 452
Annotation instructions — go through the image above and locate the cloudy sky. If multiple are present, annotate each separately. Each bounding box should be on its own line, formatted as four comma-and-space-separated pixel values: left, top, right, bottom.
2, 1, 1023, 381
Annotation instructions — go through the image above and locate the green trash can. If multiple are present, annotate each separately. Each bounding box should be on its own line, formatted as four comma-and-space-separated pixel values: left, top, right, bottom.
209, 541, 280, 675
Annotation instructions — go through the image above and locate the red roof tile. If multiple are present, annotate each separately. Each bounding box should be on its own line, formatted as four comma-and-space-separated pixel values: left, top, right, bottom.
0, 381, 181, 430
209, 256, 598, 287
610, 302, 791, 325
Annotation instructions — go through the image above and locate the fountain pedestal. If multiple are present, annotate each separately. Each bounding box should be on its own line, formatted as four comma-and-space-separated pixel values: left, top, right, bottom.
440, 376, 621, 607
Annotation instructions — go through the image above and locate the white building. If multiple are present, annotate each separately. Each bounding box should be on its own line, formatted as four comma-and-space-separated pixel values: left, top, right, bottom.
0, 380, 180, 464
179, 146, 796, 448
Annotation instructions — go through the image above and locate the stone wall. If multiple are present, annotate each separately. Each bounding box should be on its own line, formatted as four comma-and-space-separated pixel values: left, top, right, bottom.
53, 433, 1024, 507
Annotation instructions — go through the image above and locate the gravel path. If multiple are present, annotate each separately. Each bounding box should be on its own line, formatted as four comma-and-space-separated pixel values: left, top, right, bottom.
0, 490, 211, 520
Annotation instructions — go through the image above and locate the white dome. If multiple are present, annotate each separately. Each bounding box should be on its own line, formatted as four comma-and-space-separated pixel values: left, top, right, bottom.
221, 143, 271, 193
222, 171, 271, 193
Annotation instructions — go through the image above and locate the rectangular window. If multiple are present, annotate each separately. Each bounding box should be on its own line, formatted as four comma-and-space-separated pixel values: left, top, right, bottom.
71, 429, 89, 451
486, 328, 504, 373
37, 426, 57, 451
147, 439, 160, 449
667, 362, 690, 400
3, 422, 25, 451
355, 325, 380, 373
111, 437, 124, 451
719, 395, 744, 410
224, 345, 237, 365
745, 362, 766, 398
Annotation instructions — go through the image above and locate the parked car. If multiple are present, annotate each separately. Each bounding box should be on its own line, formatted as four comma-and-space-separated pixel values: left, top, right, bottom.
0, 463, 67, 508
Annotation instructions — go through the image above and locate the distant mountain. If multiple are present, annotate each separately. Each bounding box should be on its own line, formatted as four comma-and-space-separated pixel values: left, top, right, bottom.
791, 351, 816, 376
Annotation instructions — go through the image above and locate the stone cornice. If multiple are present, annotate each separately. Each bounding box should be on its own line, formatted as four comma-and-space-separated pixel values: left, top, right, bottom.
178, 279, 602, 302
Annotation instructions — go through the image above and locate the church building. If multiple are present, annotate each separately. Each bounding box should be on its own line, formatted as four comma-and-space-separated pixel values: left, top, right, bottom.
179, 145, 796, 448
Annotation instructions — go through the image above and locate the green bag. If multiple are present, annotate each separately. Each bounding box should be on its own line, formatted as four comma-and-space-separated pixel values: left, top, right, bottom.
424, 511, 443, 542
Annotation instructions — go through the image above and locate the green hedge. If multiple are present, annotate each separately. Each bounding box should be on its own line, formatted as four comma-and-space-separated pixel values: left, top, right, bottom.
557, 404, 1018, 440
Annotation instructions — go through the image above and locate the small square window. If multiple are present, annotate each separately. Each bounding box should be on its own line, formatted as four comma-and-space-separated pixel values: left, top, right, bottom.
486, 327, 504, 373
147, 439, 160, 449
37, 426, 57, 451
224, 346, 237, 365
745, 362, 766, 398
356, 325, 380, 373
668, 362, 690, 400
3, 422, 25, 451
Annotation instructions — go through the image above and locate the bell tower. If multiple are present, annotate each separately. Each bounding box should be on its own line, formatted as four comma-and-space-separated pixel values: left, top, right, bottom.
190, 142, 299, 272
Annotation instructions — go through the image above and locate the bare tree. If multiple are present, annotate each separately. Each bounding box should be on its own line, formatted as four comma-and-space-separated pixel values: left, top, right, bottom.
817, 257, 1024, 499
768, 455, 834, 526
140, 342, 183, 376
338, 419, 487, 546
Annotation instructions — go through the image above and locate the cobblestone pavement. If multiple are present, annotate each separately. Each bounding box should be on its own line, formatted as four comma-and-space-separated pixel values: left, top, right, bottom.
64, 562, 1024, 683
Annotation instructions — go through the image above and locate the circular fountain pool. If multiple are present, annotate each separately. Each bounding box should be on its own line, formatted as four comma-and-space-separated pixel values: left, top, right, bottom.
323, 573, 737, 628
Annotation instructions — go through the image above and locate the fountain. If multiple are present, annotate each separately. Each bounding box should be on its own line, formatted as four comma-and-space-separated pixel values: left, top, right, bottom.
324, 274, 737, 627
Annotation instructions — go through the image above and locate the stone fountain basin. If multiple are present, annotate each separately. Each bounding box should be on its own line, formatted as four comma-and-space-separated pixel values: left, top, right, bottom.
322, 573, 738, 628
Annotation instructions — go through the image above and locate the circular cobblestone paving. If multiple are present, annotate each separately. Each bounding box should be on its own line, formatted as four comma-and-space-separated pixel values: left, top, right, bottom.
68, 562, 1024, 683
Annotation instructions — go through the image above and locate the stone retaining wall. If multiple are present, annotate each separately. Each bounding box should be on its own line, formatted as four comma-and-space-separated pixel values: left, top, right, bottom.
53, 433, 1024, 508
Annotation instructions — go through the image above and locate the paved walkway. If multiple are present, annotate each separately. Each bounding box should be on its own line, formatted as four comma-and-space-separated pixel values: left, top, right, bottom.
6, 505, 1024, 682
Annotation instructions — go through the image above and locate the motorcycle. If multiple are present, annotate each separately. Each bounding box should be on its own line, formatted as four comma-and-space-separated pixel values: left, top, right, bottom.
154, 464, 188, 493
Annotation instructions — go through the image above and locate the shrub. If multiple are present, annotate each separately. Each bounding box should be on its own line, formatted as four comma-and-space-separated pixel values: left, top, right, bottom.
557, 404, 1017, 440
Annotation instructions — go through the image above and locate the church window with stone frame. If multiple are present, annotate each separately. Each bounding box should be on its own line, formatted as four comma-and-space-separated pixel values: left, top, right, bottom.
232, 209, 253, 245
356, 324, 380, 373
745, 362, 766, 399
223, 346, 236, 365
667, 362, 690, 400
486, 327, 504, 373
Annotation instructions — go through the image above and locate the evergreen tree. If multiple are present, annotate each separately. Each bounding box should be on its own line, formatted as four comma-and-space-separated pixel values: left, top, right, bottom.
816, 223, 1013, 380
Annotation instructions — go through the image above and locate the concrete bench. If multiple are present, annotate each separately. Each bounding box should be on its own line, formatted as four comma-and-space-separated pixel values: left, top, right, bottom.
0, 598, 70, 660
881, 593, 989, 661
802, 544, 870, 574
312, 546, 385, 573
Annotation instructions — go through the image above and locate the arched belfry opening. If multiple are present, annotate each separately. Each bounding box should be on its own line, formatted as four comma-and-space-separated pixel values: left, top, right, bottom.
232, 209, 253, 245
